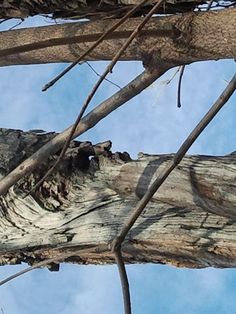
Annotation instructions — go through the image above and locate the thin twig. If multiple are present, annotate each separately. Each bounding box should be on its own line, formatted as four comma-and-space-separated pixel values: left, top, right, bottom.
112, 73, 236, 251
0, 18, 10, 24
9, 19, 24, 30
0, 247, 98, 287
28, 0, 166, 195
177, 65, 185, 108
114, 248, 131, 314
42, 0, 148, 92
0, 253, 73, 286
85, 61, 121, 89
0, 67, 169, 196
177, 0, 214, 108
206, 0, 215, 10
164, 66, 180, 85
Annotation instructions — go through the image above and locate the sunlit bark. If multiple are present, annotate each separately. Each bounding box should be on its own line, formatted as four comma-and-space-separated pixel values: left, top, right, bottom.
1, 129, 236, 269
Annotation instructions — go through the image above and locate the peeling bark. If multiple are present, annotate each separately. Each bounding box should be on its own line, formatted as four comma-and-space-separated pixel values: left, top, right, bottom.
1, 129, 236, 269
0, 8, 235, 67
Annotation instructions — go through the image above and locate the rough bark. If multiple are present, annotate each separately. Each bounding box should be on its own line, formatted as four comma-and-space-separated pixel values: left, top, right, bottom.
1, 128, 236, 269
0, 8, 235, 67
0, 0, 208, 19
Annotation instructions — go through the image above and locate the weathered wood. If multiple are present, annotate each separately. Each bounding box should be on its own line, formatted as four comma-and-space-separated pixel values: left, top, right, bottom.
1, 129, 236, 269
0, 8, 235, 66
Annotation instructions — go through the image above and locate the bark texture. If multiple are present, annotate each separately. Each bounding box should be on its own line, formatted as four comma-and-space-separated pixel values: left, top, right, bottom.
0, 0, 207, 19
0, 8, 235, 67
1, 128, 236, 269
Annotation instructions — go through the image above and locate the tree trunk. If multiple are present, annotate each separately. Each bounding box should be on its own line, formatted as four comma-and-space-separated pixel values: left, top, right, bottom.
0, 8, 235, 67
1, 128, 236, 269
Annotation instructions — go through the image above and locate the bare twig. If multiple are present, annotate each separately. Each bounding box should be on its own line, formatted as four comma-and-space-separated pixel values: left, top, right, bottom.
0, 246, 99, 287
112, 72, 236, 251
27, 0, 166, 195
177, 0, 214, 108
9, 18, 24, 30
0, 18, 10, 24
206, 0, 215, 10
42, 0, 148, 92
177, 65, 185, 108
0, 67, 169, 196
85, 61, 121, 90
164, 66, 180, 85
114, 249, 131, 314
0, 254, 71, 287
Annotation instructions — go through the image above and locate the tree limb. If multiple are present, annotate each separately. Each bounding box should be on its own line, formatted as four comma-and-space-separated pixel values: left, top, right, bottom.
42, 0, 149, 91
0, 8, 235, 66
112, 72, 236, 251
26, 0, 166, 196
0, 66, 170, 195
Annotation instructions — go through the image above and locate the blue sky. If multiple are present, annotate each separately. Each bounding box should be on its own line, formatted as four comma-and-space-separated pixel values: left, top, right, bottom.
0, 15, 236, 314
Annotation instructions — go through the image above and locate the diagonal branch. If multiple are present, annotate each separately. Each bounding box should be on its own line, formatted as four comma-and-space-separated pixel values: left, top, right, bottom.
42, 0, 148, 91
0, 246, 101, 287
0, 66, 170, 195
28, 0, 166, 195
0, 252, 76, 286
112, 72, 236, 251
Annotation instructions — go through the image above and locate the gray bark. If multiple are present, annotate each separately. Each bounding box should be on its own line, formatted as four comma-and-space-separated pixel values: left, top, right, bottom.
0, 8, 235, 67
1, 128, 236, 269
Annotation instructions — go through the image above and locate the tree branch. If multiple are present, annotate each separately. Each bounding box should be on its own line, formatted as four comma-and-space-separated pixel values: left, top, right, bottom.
112, 72, 236, 251
177, 65, 185, 108
27, 0, 166, 195
0, 66, 170, 195
114, 249, 131, 314
0, 8, 235, 66
42, 0, 148, 91
0, 246, 101, 287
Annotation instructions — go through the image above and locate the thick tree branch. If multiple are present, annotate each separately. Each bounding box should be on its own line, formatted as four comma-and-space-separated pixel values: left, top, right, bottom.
1, 131, 236, 268
0, 8, 235, 67
112, 72, 236, 251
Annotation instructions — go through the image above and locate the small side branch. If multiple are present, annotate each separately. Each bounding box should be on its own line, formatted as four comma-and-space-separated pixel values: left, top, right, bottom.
0, 247, 97, 287
114, 249, 131, 314
176, 0, 214, 109
177, 65, 185, 108
112, 72, 236, 251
